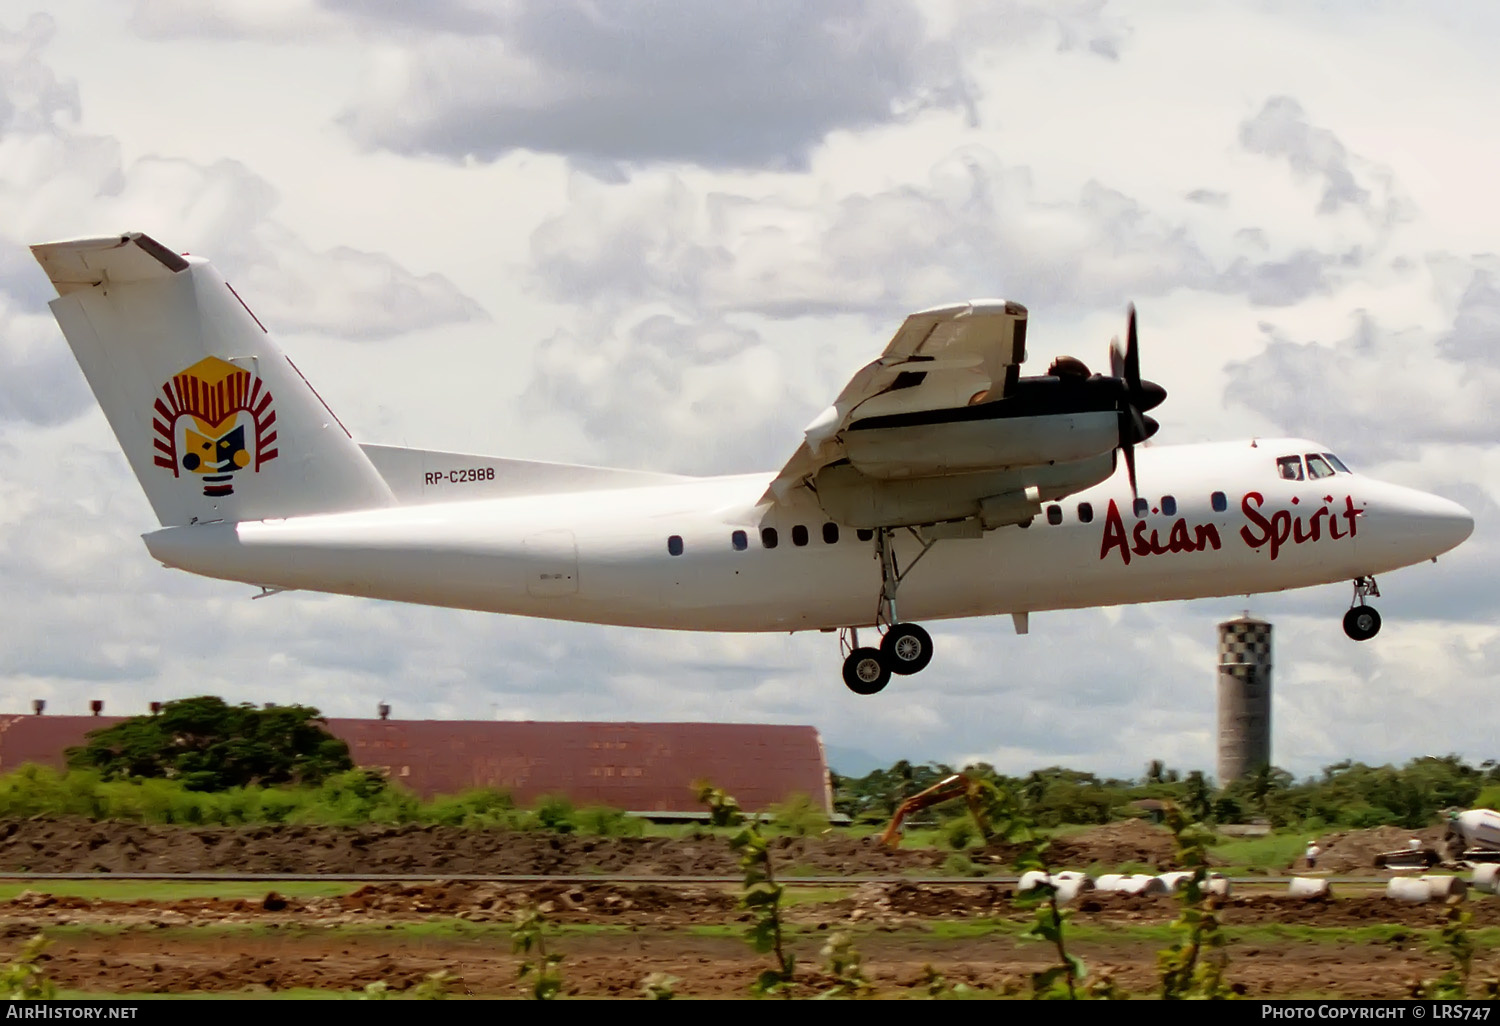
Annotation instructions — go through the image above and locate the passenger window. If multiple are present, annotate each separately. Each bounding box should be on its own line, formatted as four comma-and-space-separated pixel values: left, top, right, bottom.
1276, 455, 1304, 481
1305, 454, 1335, 479
667, 535, 683, 556
1211, 491, 1227, 513
1077, 502, 1093, 524
1323, 452, 1351, 473
1046, 504, 1062, 525
792, 525, 809, 547
822, 523, 839, 544
856, 529, 874, 542
731, 530, 747, 551
1161, 495, 1176, 516
761, 527, 778, 549
1133, 497, 1149, 518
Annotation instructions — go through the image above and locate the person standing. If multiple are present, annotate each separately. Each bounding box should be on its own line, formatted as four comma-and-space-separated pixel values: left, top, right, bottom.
1305, 841, 1321, 870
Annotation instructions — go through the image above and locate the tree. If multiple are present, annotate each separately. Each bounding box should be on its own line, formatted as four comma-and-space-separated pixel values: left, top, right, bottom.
66, 696, 353, 790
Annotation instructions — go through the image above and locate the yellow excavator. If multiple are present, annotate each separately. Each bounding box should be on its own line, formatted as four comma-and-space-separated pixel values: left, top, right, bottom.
878, 773, 993, 847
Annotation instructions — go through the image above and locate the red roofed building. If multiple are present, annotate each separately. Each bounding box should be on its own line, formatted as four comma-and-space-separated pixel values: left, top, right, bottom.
0, 713, 831, 814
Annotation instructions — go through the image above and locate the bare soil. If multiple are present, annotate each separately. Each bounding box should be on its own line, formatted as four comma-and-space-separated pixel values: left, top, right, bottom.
1299, 825, 1453, 875
0, 818, 944, 875
1, 819, 1495, 998
1, 880, 1496, 998
981, 817, 1214, 870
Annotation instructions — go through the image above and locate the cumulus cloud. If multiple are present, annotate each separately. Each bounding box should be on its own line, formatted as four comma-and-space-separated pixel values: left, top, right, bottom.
128, 0, 347, 40
531, 150, 1220, 321
1226, 252, 1500, 454
338, 1, 973, 172
1223, 313, 1494, 455
0, 15, 486, 391
1239, 96, 1409, 227
522, 314, 795, 475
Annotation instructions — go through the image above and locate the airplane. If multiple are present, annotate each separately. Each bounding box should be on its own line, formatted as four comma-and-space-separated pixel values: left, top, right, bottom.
29, 232, 1475, 695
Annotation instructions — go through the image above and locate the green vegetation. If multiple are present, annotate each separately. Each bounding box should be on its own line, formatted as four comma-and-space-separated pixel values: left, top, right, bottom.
0, 764, 642, 834
1157, 802, 1234, 1000
0, 935, 56, 1000
699, 783, 795, 997
66, 696, 353, 790
0, 880, 357, 902
835, 754, 1500, 836
512, 905, 564, 1000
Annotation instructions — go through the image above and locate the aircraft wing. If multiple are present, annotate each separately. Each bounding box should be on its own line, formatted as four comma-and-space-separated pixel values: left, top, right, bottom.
764, 300, 1028, 502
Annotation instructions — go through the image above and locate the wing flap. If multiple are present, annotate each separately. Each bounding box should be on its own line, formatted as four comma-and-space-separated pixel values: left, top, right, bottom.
765, 299, 1028, 502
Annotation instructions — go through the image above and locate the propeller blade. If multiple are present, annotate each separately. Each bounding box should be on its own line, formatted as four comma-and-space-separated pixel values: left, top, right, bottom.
1109, 335, 1124, 379
1136, 379, 1167, 412
1142, 414, 1160, 441
1124, 304, 1140, 391
1123, 441, 1138, 501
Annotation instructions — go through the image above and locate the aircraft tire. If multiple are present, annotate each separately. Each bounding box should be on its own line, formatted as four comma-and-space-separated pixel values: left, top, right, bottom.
1343, 606, 1382, 641
842, 648, 891, 695
881, 623, 933, 676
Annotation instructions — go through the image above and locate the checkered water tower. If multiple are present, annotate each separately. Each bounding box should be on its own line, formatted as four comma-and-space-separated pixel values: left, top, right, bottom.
1217, 616, 1272, 785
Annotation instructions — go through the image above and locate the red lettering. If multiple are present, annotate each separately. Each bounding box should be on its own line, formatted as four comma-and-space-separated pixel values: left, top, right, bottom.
1240, 492, 1271, 551
1194, 524, 1221, 550
1100, 499, 1130, 565
1269, 510, 1291, 560
1308, 506, 1329, 541
1344, 495, 1362, 537
1132, 521, 1154, 556
1167, 519, 1193, 553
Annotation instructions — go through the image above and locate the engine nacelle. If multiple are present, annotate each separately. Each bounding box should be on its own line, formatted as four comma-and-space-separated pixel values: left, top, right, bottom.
813, 451, 1114, 530
842, 410, 1118, 480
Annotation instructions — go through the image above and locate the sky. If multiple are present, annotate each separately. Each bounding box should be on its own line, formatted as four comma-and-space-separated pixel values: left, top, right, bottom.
1, 0, 1497, 782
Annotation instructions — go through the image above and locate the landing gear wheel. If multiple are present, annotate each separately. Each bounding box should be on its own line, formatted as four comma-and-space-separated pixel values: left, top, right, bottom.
842, 648, 891, 695
1343, 606, 1382, 641
881, 623, 933, 676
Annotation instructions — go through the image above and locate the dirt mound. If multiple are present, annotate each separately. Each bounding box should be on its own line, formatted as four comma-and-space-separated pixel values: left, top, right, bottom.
0, 818, 946, 876
1296, 826, 1450, 875
982, 819, 1202, 871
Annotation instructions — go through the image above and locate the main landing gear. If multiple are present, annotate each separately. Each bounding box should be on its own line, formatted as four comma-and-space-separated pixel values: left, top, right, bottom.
839, 527, 937, 695
1343, 576, 1382, 641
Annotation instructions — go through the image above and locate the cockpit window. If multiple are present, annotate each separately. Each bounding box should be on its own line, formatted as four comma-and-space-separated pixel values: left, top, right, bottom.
1323, 452, 1350, 473
1276, 455, 1304, 481
1305, 453, 1335, 479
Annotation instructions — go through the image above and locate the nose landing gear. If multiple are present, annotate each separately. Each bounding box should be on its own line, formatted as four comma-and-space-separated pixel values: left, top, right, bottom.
839, 527, 939, 694
1343, 576, 1382, 641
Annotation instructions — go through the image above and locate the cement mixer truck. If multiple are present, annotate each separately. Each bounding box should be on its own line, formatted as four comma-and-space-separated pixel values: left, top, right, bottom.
1373, 808, 1500, 870
1443, 808, 1500, 864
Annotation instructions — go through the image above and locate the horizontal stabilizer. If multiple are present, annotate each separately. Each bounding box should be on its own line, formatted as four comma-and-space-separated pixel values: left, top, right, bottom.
32, 232, 189, 295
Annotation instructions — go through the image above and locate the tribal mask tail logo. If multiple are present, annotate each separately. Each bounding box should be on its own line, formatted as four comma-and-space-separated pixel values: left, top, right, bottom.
152, 356, 277, 497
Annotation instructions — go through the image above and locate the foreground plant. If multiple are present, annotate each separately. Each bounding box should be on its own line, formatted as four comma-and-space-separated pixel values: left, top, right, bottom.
513, 904, 564, 1000
0, 935, 56, 1000
698, 783, 794, 997
1410, 899, 1476, 999
981, 779, 1092, 1000
818, 930, 873, 999
641, 972, 681, 1000
1157, 802, 1234, 1000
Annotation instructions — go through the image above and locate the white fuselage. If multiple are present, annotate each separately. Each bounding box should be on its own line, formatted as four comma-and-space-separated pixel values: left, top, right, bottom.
142, 437, 1473, 633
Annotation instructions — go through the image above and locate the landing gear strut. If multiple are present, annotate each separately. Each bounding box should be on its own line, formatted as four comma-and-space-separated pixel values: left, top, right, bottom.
1343, 576, 1382, 641
839, 527, 938, 694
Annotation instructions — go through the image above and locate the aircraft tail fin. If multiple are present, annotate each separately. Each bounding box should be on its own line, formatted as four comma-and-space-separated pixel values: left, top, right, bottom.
33, 233, 395, 526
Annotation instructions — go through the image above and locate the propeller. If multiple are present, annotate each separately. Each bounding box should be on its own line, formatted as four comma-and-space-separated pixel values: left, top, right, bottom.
1107, 305, 1167, 500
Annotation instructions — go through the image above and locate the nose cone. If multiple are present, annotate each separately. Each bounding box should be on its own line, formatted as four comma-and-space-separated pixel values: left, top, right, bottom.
1380, 486, 1474, 559
1425, 494, 1475, 556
